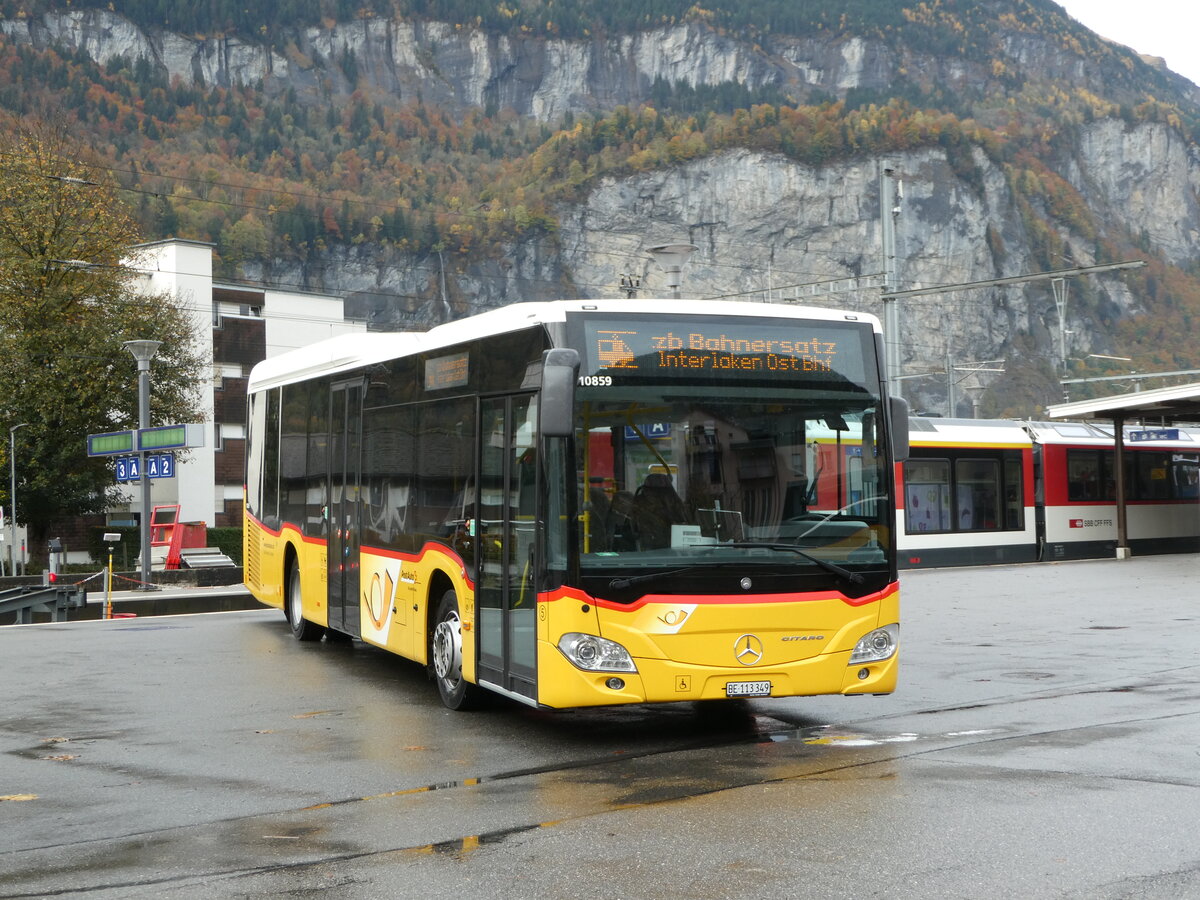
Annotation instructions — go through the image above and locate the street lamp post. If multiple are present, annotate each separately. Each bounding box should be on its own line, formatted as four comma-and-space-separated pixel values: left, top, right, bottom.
9, 423, 29, 577
123, 340, 161, 590
646, 243, 698, 299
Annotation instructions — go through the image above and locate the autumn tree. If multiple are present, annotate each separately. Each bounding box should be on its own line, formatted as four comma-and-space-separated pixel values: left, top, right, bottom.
0, 116, 205, 559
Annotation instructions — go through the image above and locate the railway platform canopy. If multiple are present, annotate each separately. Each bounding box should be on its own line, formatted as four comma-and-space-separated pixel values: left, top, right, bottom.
1046, 381, 1200, 559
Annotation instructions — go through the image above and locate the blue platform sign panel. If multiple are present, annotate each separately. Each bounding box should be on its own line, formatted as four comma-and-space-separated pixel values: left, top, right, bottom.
1129, 429, 1180, 442
625, 423, 671, 440
115, 453, 175, 482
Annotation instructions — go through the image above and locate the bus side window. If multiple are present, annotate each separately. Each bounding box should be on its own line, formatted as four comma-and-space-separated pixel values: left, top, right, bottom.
246, 390, 266, 520
261, 387, 282, 529
306, 379, 330, 537
280, 382, 309, 529
362, 404, 416, 549
415, 399, 476, 564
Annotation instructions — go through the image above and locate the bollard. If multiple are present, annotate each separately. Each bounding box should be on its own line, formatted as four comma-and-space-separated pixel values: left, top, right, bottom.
103, 532, 121, 620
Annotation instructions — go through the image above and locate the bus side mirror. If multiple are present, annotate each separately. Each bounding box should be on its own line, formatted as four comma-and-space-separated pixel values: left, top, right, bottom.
541, 348, 580, 438
890, 395, 910, 462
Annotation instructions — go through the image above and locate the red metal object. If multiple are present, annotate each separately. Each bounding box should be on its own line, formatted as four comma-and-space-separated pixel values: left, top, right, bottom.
150, 505, 208, 570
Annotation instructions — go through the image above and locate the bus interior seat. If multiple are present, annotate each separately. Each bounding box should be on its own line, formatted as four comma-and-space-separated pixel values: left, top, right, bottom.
632, 473, 687, 548
783, 478, 809, 519
608, 491, 637, 551
587, 487, 611, 551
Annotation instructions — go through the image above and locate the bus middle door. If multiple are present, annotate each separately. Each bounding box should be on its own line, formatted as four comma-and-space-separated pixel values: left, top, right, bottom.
476, 395, 539, 702
328, 379, 364, 638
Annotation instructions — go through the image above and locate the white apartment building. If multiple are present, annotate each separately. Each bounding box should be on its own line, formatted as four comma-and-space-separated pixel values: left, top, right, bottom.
105, 239, 367, 536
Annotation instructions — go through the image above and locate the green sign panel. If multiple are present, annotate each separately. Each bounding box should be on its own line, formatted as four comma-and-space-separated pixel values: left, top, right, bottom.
138, 425, 186, 451
136, 423, 204, 451
87, 430, 135, 457
88, 424, 204, 457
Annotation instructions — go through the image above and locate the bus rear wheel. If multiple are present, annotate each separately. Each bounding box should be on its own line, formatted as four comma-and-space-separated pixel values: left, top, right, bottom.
431, 589, 486, 710
287, 564, 325, 642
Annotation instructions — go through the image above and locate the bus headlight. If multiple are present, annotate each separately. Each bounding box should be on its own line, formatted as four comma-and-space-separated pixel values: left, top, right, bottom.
558, 633, 637, 673
849, 624, 898, 664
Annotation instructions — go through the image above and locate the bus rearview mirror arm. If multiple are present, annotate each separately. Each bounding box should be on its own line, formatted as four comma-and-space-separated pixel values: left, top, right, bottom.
890, 395, 910, 462
542, 348, 581, 438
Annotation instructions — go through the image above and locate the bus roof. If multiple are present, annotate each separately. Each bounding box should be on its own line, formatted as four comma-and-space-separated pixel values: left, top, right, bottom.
247, 298, 882, 392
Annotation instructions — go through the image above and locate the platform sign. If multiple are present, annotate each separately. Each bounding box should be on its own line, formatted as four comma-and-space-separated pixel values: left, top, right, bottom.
114, 456, 137, 482
625, 423, 671, 440
114, 453, 175, 482
1129, 428, 1180, 442
146, 453, 175, 478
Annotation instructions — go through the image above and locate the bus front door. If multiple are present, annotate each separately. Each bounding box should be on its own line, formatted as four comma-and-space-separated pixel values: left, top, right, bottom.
477, 395, 539, 702
327, 380, 363, 638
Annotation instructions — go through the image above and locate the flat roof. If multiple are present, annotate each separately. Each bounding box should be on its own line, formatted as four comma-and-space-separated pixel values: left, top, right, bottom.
1046, 381, 1200, 424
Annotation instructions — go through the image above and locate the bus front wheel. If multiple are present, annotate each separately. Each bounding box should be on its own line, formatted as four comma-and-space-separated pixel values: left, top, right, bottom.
286, 564, 325, 642
431, 589, 486, 710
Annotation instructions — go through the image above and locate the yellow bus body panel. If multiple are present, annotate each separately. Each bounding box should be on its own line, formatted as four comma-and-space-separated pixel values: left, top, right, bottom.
535, 586, 898, 708
248, 511, 898, 710
247, 521, 330, 626
356, 546, 476, 675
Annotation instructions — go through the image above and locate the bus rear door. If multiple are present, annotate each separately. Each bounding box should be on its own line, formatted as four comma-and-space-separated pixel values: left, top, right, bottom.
328, 379, 364, 638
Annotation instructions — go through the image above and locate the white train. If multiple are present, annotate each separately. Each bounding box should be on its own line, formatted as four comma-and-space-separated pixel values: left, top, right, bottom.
897, 418, 1200, 567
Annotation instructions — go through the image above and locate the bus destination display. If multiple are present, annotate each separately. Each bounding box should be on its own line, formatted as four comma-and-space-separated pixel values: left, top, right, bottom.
424, 351, 470, 391
581, 318, 867, 382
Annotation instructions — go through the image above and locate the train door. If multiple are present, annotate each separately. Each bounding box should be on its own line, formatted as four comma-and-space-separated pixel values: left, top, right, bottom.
476, 395, 539, 702
327, 379, 364, 637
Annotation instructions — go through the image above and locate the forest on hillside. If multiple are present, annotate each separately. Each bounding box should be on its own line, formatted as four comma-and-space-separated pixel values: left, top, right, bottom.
3, 0, 1187, 122
2, 0, 1027, 39
0, 0, 1154, 61
4, 31, 1198, 264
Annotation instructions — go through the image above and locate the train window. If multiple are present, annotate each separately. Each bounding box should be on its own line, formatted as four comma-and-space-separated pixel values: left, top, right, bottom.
1175, 454, 1200, 499
1067, 450, 1103, 501
903, 459, 951, 533
1099, 451, 1134, 501
1135, 452, 1173, 501
955, 459, 1000, 530
1004, 457, 1024, 529
906, 451, 1025, 534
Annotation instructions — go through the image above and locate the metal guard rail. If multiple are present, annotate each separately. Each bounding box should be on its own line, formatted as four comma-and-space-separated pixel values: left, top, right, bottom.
0, 585, 88, 625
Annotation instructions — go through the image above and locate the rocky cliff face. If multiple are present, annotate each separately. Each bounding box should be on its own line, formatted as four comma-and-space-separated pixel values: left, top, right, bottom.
6, 9, 1200, 413
274, 126, 1187, 391
539, 140, 1144, 372
3, 8, 1136, 122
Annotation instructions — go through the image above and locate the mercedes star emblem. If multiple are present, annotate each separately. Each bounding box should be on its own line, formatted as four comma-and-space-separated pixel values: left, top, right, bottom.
734, 633, 764, 666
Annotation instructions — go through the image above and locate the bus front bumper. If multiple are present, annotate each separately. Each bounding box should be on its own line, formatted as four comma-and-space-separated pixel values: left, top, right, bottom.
535, 643, 898, 708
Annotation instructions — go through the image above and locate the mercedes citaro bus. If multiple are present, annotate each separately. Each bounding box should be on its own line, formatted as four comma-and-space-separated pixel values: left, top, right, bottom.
244, 299, 909, 709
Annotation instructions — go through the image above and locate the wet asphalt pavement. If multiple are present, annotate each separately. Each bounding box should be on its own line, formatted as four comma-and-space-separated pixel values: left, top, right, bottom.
1, 554, 1198, 898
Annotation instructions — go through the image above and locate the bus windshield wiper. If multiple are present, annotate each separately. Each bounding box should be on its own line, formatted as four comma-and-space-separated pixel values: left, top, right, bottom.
607, 566, 712, 590
727, 543, 864, 585
606, 544, 865, 590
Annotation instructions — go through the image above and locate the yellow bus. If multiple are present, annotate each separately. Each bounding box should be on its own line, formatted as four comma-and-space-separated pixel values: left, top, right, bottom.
244, 299, 909, 709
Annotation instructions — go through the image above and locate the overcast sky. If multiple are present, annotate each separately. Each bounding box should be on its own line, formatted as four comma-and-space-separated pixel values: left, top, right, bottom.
1055, 1, 1200, 87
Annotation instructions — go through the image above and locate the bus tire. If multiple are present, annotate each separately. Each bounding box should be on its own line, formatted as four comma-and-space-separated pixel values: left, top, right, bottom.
286, 563, 325, 642
431, 589, 486, 710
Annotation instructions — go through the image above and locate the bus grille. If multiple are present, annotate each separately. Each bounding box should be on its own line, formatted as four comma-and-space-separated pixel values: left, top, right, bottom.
245, 533, 260, 590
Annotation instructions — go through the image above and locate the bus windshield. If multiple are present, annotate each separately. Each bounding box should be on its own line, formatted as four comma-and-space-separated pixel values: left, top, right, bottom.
567, 313, 891, 601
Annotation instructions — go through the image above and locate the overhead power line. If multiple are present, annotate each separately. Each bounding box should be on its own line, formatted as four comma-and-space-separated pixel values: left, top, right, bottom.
881, 260, 1147, 300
